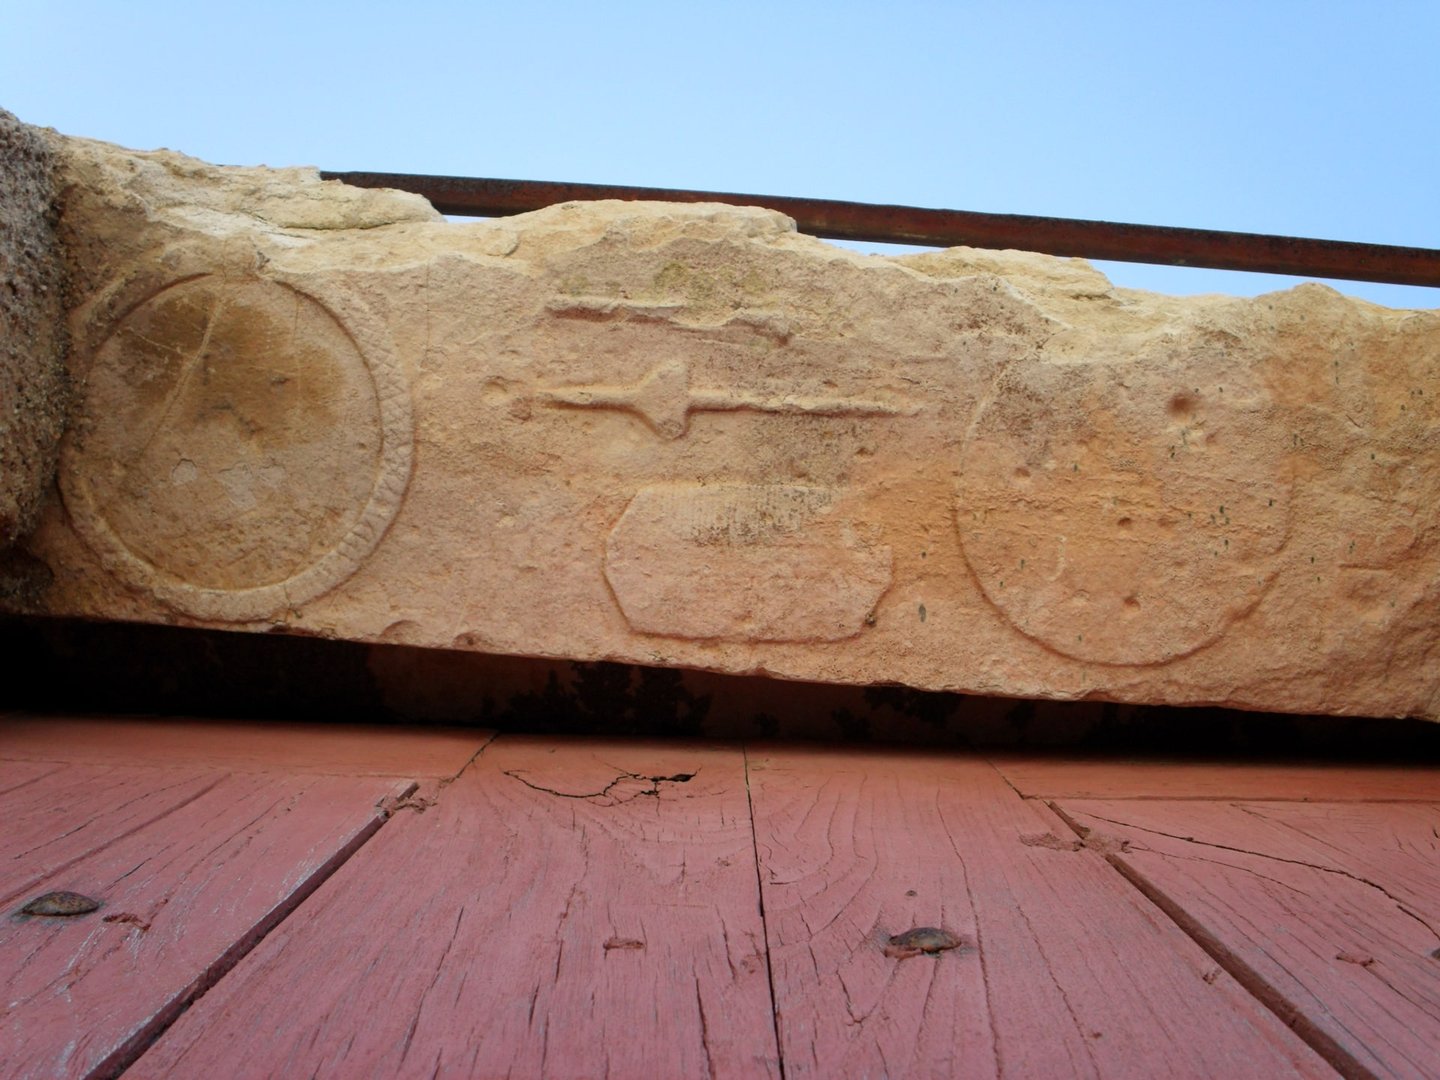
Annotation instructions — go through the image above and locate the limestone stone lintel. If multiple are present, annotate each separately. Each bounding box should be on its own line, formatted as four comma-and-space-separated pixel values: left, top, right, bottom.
6, 120, 1438, 721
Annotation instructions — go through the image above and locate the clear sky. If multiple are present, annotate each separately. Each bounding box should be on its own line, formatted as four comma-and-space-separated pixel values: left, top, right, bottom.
4, 1, 1436, 308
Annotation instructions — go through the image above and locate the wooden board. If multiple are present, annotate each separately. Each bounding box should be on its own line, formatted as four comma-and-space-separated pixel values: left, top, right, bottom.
10, 716, 1430, 1078
991, 755, 1440, 801
0, 758, 67, 795
1, 763, 409, 1079
1, 762, 223, 908
0, 713, 489, 777
1056, 798, 1440, 1079
745, 746, 1332, 1079
132, 736, 781, 1079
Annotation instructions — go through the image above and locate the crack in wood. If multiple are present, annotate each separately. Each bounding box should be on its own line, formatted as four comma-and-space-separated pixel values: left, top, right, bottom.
1, 773, 228, 911
401, 904, 466, 1065
379, 735, 500, 819
502, 768, 697, 804
1070, 806, 1440, 943
1048, 801, 1381, 1080
1010, 895, 1103, 1073
742, 746, 787, 1080
695, 977, 718, 1080
947, 820, 1002, 1076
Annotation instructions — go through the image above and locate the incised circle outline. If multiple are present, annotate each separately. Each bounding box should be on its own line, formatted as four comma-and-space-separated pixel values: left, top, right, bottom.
61, 269, 413, 623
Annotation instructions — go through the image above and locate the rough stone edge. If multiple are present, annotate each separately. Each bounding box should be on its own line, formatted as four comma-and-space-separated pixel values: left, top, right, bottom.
0, 108, 69, 547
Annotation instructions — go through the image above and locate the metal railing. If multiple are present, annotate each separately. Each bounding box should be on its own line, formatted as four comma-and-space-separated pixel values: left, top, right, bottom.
322, 172, 1440, 289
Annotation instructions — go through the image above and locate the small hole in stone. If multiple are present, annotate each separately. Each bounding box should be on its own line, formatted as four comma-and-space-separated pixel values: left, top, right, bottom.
1013, 466, 1031, 480
1168, 392, 1197, 418
1116, 516, 1133, 528
1123, 596, 1141, 610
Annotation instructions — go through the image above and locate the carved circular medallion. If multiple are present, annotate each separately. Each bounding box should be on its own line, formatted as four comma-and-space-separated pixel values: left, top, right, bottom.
957, 359, 1292, 666
62, 274, 412, 622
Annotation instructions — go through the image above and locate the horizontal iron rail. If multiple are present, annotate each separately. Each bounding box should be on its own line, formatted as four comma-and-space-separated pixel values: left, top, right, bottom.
321, 171, 1440, 289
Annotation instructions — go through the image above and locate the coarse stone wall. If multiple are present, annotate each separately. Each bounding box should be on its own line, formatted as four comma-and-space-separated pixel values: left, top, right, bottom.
0, 109, 69, 548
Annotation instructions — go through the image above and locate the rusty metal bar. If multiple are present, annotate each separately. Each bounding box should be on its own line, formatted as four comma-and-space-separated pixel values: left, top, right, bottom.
321, 171, 1440, 289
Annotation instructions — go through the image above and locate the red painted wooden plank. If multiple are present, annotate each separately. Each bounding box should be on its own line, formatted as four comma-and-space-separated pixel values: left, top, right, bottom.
991, 755, 1440, 802
0, 759, 67, 795
131, 736, 780, 1079
1, 767, 408, 1080
1056, 799, 1440, 1079
1, 762, 222, 907
746, 746, 1333, 1079
1, 714, 491, 777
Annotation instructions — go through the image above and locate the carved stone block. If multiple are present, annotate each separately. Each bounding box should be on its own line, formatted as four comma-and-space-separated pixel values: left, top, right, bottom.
0, 108, 69, 547
6, 124, 1438, 720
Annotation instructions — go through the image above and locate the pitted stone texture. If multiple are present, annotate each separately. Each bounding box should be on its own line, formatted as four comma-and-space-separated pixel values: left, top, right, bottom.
958, 356, 1293, 665
8, 128, 1440, 721
0, 110, 68, 545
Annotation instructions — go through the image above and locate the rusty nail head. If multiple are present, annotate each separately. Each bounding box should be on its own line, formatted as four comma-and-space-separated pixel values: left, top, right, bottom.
885, 926, 966, 958
19, 891, 101, 917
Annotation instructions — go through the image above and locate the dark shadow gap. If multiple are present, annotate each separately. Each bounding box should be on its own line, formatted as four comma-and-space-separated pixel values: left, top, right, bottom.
4, 616, 1438, 760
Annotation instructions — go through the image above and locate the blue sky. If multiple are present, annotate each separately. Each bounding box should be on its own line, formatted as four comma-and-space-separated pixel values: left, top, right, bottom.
4, 1, 1436, 307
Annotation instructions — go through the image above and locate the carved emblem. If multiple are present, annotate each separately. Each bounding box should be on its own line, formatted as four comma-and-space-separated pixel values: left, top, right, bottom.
957, 360, 1293, 665
535, 297, 914, 438
539, 358, 912, 439
61, 273, 413, 622
605, 484, 892, 642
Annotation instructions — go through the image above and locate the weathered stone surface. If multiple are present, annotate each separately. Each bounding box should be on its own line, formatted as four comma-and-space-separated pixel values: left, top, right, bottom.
5, 123, 1439, 719
0, 109, 69, 547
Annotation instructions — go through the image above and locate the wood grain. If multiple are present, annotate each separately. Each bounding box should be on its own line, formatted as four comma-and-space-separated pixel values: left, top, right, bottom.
0, 759, 66, 795
132, 736, 780, 1079
1057, 798, 1440, 1079
1, 765, 407, 1079
1, 713, 491, 777
1, 761, 222, 909
746, 746, 1333, 1079
991, 755, 1440, 801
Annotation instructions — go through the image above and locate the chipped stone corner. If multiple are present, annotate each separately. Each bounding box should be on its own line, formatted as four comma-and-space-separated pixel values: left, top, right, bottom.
0, 108, 71, 547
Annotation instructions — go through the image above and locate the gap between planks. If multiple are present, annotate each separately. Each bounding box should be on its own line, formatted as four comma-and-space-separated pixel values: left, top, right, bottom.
0, 714, 494, 779
89, 786, 415, 1080
742, 744, 1330, 1078
742, 744, 789, 1080
987, 754, 1440, 803
1, 719, 496, 1080
95, 733, 501, 1076
129, 736, 782, 1079
1047, 796, 1440, 1080
17, 725, 1428, 1079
